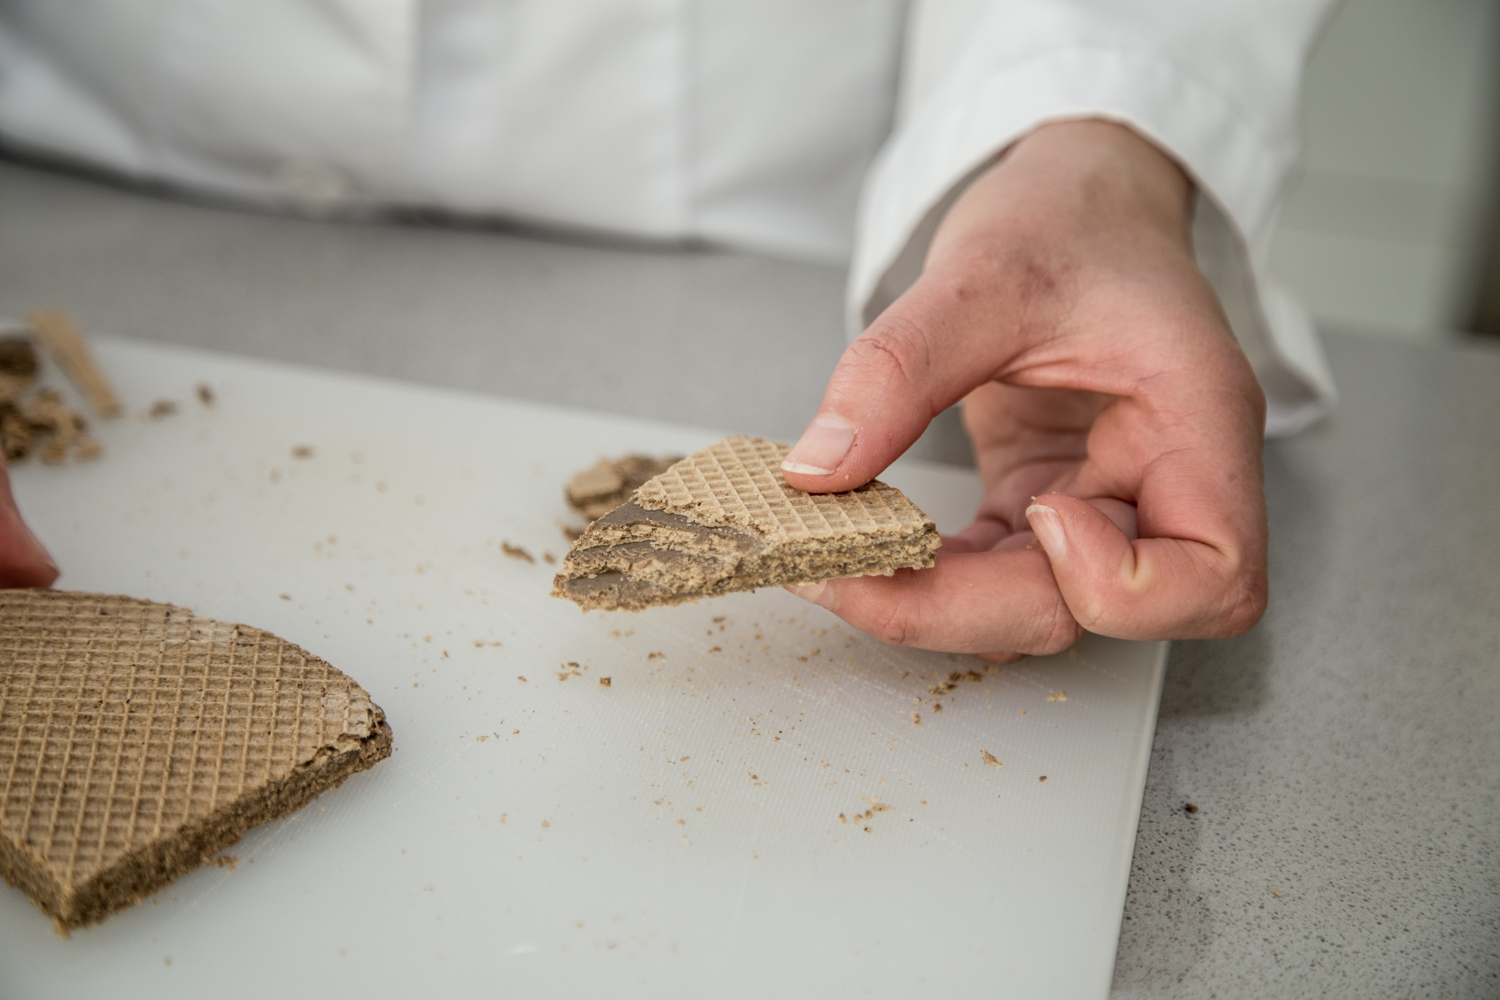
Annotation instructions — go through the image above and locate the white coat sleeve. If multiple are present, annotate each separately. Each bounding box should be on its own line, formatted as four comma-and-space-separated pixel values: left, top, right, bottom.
851, 0, 1340, 436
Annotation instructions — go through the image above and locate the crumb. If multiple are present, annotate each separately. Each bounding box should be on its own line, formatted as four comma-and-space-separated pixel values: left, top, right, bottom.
981, 750, 1002, 767
279, 593, 292, 601
647, 652, 664, 660
543, 552, 557, 565
1046, 690, 1068, 702
912, 712, 920, 725
931, 702, 942, 713
501, 541, 534, 563
1185, 803, 1199, 814
209, 855, 238, 870
291, 445, 314, 459
712, 616, 725, 623
599, 677, 611, 687
1268, 886, 1283, 898
541, 820, 550, 829
147, 399, 177, 419
965, 671, 982, 682
196, 383, 215, 406
72, 436, 102, 461
708, 646, 721, 653
561, 525, 584, 542
517, 676, 527, 682
1038, 776, 1048, 782
838, 813, 847, 823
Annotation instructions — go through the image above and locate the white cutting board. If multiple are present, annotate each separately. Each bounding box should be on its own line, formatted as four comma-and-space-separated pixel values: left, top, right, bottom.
1, 339, 1165, 999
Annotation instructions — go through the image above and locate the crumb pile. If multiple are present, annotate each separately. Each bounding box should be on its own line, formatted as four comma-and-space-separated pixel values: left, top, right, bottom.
552, 435, 940, 612
0, 591, 392, 932
0, 309, 122, 464
0, 336, 100, 464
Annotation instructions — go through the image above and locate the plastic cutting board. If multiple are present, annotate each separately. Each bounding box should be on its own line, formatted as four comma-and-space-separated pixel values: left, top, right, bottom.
1, 338, 1166, 999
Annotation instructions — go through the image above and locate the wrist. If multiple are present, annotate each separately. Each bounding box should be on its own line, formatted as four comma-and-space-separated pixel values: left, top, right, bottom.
929, 120, 1195, 266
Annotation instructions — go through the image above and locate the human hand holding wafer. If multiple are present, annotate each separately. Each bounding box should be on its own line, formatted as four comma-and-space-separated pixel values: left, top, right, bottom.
782, 120, 1268, 661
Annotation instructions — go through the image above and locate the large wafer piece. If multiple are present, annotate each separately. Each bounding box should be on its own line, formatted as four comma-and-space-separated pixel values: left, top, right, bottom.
552, 435, 940, 611
0, 591, 392, 933
25, 309, 122, 418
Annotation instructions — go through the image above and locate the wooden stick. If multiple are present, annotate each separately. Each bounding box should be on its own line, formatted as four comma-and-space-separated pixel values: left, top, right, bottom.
25, 308, 122, 418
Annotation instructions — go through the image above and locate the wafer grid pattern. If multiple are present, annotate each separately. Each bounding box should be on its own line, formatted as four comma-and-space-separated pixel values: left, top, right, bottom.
0, 591, 365, 890
635, 436, 932, 541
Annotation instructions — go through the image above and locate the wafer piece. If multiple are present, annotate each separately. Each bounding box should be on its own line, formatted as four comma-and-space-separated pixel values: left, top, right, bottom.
565, 454, 683, 522
552, 435, 940, 611
0, 591, 393, 933
25, 309, 122, 418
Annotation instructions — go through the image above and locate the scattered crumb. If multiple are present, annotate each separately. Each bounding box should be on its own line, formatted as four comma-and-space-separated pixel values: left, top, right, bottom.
541, 820, 550, 829
1046, 690, 1068, 702
964, 671, 982, 682
1185, 803, 1199, 814
196, 383, 215, 406
931, 702, 942, 713
708, 646, 721, 653
1268, 886, 1284, 898
838, 813, 847, 824
472, 640, 503, 648
279, 593, 292, 601
647, 652, 664, 660
543, 552, 557, 565
147, 399, 177, 419
72, 437, 102, 461
291, 445, 314, 459
912, 712, 920, 725
517, 676, 528, 682
599, 677, 611, 687
561, 524, 585, 542
1038, 776, 1048, 782
981, 750, 1002, 767
208, 855, 238, 870
501, 541, 535, 563
712, 616, 725, 623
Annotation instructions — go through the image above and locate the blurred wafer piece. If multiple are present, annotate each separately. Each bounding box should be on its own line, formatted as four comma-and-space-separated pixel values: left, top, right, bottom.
25, 309, 122, 418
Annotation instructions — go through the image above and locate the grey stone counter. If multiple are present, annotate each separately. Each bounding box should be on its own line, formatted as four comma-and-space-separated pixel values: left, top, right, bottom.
3, 157, 1496, 997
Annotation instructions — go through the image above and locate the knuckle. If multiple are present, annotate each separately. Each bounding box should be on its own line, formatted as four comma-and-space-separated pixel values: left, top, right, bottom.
1030, 601, 1084, 655
861, 595, 925, 648
843, 317, 932, 391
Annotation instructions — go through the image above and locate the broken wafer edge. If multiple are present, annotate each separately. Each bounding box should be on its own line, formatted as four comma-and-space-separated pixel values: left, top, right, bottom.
25, 308, 122, 419
551, 435, 940, 612
0, 590, 392, 933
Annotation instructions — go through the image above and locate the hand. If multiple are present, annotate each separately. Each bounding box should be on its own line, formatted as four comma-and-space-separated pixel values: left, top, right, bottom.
0, 460, 59, 587
781, 120, 1267, 661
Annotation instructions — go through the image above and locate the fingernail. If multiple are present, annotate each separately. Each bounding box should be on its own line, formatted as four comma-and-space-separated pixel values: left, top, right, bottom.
1025, 504, 1067, 561
784, 581, 835, 609
782, 413, 856, 476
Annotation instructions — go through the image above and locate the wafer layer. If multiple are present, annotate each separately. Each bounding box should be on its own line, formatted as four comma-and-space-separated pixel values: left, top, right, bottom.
0, 591, 392, 932
553, 436, 939, 611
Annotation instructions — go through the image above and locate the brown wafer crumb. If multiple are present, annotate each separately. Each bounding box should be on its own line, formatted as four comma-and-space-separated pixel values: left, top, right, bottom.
291, 445, 314, 459
599, 677, 611, 687
501, 542, 535, 563
147, 399, 177, 419
982, 750, 1002, 767
196, 383, 215, 406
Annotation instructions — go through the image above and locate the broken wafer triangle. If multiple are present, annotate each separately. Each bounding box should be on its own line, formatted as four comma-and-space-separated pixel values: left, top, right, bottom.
0, 591, 392, 933
552, 435, 940, 611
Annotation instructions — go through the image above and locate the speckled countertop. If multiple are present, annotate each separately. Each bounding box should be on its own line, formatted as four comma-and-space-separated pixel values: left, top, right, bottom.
3, 157, 1496, 997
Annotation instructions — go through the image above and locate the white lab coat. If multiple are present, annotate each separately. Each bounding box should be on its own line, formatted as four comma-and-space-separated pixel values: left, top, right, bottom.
0, 0, 1337, 433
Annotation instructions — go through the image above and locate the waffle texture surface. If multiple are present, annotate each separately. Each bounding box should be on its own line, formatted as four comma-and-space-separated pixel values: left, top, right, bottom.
553, 436, 940, 611
634, 436, 932, 540
0, 590, 391, 931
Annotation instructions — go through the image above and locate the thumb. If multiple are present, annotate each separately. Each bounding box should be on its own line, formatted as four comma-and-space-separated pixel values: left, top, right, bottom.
782, 281, 999, 492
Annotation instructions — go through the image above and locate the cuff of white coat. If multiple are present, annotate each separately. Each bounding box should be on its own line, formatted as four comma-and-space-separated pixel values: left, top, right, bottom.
848, 46, 1337, 438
